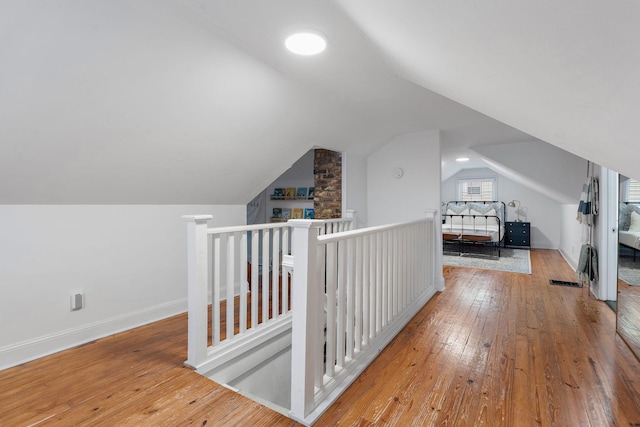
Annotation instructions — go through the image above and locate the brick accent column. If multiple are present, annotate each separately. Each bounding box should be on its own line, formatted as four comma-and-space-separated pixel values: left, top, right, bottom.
314, 149, 342, 219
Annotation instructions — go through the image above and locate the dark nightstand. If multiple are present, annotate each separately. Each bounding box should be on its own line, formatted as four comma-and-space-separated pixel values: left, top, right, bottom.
505, 221, 530, 248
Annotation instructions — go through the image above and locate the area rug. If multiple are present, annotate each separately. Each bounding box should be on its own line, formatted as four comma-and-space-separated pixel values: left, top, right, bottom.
619, 257, 640, 286
443, 248, 532, 274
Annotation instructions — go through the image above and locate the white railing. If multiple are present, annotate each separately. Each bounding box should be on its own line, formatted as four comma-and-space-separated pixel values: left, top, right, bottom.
182, 215, 355, 373
285, 211, 439, 424
319, 217, 354, 235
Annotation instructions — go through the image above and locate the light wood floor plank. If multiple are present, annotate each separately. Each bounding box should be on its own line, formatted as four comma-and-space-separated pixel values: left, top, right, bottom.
2, 249, 640, 426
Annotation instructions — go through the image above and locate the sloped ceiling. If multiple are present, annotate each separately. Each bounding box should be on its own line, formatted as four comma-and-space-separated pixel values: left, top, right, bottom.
474, 141, 587, 204
3, 1, 631, 205
0, 1, 351, 204
334, 0, 640, 183
0, 0, 534, 204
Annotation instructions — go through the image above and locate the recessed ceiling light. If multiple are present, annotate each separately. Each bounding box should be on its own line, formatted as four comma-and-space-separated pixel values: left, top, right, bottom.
285, 30, 327, 56
456, 157, 470, 162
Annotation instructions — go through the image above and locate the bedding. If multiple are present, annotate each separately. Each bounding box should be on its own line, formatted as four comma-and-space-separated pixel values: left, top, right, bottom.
619, 230, 640, 250
619, 203, 640, 261
619, 202, 640, 231
629, 211, 640, 233
442, 201, 506, 247
442, 223, 504, 243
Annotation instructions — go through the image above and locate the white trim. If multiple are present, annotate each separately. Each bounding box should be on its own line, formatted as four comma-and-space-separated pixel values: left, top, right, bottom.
603, 168, 619, 301
559, 248, 579, 271
201, 319, 292, 384
531, 243, 560, 250
191, 316, 292, 374
292, 285, 437, 426
0, 298, 187, 371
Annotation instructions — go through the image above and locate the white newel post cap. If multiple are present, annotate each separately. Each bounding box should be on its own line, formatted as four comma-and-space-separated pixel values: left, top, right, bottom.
182, 215, 213, 223
287, 219, 324, 229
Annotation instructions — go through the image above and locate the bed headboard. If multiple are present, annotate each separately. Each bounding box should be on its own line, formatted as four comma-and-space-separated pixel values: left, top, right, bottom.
445, 201, 506, 223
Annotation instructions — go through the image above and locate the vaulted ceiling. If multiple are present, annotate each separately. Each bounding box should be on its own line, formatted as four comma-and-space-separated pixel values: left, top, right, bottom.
335, 0, 640, 180
1, 1, 637, 204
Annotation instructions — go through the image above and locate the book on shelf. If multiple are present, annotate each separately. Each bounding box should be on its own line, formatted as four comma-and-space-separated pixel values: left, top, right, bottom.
292, 208, 303, 219
281, 208, 291, 219
284, 187, 296, 199
272, 208, 282, 218
295, 187, 308, 199
304, 208, 315, 219
308, 187, 315, 199
272, 188, 284, 199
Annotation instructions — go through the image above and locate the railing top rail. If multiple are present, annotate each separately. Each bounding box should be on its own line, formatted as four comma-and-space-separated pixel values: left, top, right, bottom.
207, 222, 289, 235
317, 214, 435, 244
207, 216, 354, 235
321, 217, 354, 224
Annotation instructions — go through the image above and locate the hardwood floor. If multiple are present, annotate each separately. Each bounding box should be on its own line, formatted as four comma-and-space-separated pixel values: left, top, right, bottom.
2, 249, 640, 426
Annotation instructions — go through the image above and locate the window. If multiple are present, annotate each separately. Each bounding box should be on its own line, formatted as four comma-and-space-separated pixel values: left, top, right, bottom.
456, 178, 496, 201
623, 178, 640, 202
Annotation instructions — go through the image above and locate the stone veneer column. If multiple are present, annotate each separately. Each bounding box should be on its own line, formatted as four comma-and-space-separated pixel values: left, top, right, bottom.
313, 149, 342, 219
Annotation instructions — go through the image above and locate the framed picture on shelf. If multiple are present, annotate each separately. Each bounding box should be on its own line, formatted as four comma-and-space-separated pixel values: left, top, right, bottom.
292, 208, 303, 219
295, 187, 307, 199
281, 208, 291, 219
304, 208, 315, 219
285, 188, 296, 199
273, 188, 284, 199
307, 187, 315, 199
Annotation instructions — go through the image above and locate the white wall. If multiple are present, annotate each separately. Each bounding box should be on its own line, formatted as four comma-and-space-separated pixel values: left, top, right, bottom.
264, 150, 314, 223
343, 152, 368, 227
367, 130, 441, 226
442, 167, 561, 249
559, 204, 583, 269
0, 204, 245, 370
261, 149, 369, 226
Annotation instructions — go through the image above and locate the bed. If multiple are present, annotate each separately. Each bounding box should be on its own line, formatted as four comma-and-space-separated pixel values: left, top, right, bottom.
619, 202, 640, 261
442, 201, 506, 258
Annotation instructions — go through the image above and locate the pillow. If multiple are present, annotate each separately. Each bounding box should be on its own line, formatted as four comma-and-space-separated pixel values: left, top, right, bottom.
630, 210, 640, 233
619, 203, 631, 231
468, 202, 504, 224
467, 202, 487, 213
620, 203, 640, 231
462, 212, 475, 227
446, 208, 467, 225
492, 203, 505, 224
470, 208, 499, 226
446, 203, 468, 214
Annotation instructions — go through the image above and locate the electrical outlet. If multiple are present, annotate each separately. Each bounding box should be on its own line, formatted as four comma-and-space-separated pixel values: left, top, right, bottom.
71, 293, 84, 311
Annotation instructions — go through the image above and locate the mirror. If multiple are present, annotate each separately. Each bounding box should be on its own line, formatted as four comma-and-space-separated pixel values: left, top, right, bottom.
617, 176, 640, 357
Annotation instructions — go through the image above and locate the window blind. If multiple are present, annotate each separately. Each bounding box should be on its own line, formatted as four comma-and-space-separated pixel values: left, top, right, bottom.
457, 178, 496, 201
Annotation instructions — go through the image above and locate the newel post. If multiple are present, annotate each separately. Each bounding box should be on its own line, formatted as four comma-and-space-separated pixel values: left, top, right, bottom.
183, 215, 212, 369
288, 219, 324, 421
426, 209, 445, 291
345, 209, 357, 230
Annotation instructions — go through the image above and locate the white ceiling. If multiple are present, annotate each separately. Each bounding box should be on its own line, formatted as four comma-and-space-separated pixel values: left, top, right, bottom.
1, 0, 635, 204
182, 0, 538, 177
334, 0, 640, 181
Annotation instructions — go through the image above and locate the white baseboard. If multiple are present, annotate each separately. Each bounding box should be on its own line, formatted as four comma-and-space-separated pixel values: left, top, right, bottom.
530, 243, 560, 250
559, 248, 578, 271
0, 298, 187, 371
